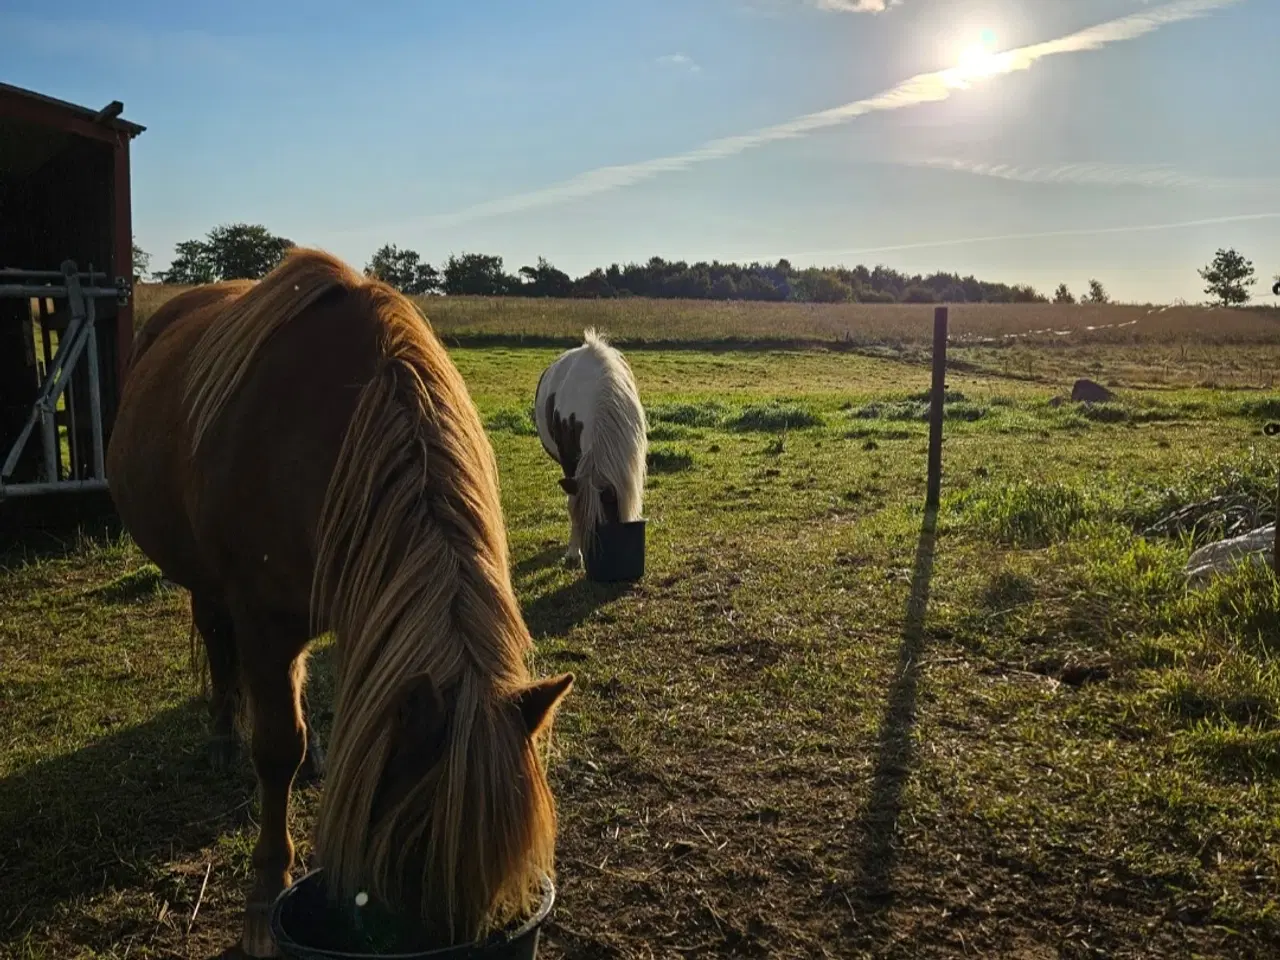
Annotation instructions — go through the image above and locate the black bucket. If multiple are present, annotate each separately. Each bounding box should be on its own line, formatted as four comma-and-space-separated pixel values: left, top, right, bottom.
583, 519, 646, 583
270, 870, 555, 960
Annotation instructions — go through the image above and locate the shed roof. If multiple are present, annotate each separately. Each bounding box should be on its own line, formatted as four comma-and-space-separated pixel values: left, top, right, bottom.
0, 82, 146, 142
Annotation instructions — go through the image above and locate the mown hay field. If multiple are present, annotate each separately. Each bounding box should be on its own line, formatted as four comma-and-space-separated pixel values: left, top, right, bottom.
136, 283, 1280, 391
135, 283, 1280, 347
4, 301, 1280, 958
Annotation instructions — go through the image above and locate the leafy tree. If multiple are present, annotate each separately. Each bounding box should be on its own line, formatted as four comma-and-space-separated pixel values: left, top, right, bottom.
442, 253, 515, 296
158, 223, 293, 284
858, 289, 897, 304
159, 240, 217, 285
903, 285, 938, 304
571, 268, 617, 298
517, 257, 574, 297
806, 273, 853, 303
1082, 279, 1110, 305
1010, 284, 1048, 304
365, 244, 440, 295
205, 223, 293, 280
1053, 283, 1075, 304
1198, 247, 1255, 306
960, 275, 984, 303
710, 274, 738, 300
132, 237, 151, 281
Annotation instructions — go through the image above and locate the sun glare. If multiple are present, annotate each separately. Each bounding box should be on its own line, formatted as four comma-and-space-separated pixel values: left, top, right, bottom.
955, 28, 1002, 78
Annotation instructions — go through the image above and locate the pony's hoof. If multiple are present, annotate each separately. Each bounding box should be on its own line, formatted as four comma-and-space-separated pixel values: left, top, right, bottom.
563, 551, 582, 570
207, 735, 240, 773
240, 901, 279, 958
297, 740, 325, 784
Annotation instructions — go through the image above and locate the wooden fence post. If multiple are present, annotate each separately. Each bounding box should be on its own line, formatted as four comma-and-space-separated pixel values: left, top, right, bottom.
1267, 423, 1280, 575
926, 306, 948, 511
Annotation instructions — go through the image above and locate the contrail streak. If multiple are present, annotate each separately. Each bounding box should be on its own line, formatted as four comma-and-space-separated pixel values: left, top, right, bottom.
383, 0, 1241, 232
889, 157, 1280, 192
771, 212, 1280, 260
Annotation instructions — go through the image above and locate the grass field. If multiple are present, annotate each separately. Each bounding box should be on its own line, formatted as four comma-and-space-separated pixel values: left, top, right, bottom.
4, 296, 1280, 958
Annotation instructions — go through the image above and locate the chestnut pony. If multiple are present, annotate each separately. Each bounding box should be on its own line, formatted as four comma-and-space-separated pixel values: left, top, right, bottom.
107, 248, 573, 956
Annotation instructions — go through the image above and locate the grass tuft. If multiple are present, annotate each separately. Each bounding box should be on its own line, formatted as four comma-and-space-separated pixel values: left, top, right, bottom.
725, 402, 823, 432
649, 401, 727, 428
957, 479, 1102, 548
87, 564, 170, 604
647, 445, 695, 474
485, 406, 538, 436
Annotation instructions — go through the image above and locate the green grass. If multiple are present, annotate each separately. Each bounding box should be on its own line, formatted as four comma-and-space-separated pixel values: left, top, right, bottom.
5, 342, 1280, 958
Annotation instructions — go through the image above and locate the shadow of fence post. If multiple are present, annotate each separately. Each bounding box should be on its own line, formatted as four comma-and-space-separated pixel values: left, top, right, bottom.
851, 506, 937, 912
850, 306, 947, 930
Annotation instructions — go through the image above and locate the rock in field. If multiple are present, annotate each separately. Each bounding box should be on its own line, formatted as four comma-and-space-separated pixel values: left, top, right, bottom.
1071, 379, 1116, 403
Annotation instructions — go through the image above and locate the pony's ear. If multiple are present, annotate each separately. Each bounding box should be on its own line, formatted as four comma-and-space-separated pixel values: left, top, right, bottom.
558, 477, 579, 496
515, 673, 575, 736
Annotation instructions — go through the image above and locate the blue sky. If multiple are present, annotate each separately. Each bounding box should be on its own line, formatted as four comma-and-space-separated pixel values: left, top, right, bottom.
5, 0, 1278, 303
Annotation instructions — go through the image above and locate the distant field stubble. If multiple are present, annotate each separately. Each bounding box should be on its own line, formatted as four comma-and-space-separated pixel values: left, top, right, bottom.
134, 284, 1280, 350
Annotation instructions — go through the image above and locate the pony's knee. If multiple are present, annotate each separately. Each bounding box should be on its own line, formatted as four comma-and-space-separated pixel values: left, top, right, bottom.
250, 713, 307, 785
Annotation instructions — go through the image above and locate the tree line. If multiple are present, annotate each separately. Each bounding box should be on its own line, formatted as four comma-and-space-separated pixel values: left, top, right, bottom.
134, 223, 1279, 308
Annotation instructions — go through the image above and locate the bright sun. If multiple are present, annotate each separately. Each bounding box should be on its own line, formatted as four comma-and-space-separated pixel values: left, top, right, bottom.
955, 28, 1002, 78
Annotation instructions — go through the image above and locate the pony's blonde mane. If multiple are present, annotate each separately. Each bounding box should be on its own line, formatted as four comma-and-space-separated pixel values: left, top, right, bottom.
571, 328, 648, 546
183, 249, 365, 455
179, 248, 557, 942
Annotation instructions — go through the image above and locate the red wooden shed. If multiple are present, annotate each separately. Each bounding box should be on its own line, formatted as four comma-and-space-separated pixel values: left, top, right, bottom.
0, 83, 144, 501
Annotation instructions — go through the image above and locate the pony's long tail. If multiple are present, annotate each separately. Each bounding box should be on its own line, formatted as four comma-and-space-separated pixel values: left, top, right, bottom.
309, 286, 556, 943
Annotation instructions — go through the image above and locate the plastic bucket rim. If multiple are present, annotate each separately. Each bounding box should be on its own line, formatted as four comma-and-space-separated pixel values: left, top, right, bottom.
269, 870, 556, 959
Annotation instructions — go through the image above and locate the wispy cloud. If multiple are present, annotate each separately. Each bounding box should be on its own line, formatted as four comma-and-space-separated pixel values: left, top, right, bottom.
736, 0, 900, 16
360, 0, 1240, 234
773, 212, 1280, 261
813, 0, 902, 12
890, 157, 1280, 192
657, 53, 701, 72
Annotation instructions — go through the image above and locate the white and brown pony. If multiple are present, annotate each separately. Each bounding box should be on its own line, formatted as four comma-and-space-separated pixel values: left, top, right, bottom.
534, 329, 647, 567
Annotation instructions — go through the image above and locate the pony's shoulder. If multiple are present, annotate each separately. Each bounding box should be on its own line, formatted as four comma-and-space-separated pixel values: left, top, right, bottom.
129, 281, 252, 370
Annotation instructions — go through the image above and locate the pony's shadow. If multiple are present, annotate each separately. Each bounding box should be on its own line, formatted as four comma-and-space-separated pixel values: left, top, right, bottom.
0, 698, 254, 937
0, 491, 121, 567
512, 544, 567, 579
521, 573, 633, 640
511, 541, 634, 639
0, 642, 338, 942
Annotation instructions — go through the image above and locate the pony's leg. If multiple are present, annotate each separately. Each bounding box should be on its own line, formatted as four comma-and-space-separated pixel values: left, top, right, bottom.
191, 593, 240, 772
237, 620, 308, 958
297, 686, 325, 783
564, 499, 584, 568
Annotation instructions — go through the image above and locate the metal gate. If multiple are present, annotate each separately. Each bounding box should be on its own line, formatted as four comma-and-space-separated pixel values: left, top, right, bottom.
0, 261, 130, 498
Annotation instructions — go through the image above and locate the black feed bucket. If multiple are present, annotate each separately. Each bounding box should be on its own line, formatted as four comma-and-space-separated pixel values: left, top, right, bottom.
583, 519, 646, 583
270, 870, 555, 960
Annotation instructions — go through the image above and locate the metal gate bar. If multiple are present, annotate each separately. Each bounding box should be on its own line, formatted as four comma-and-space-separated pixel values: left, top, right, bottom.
0, 259, 127, 499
